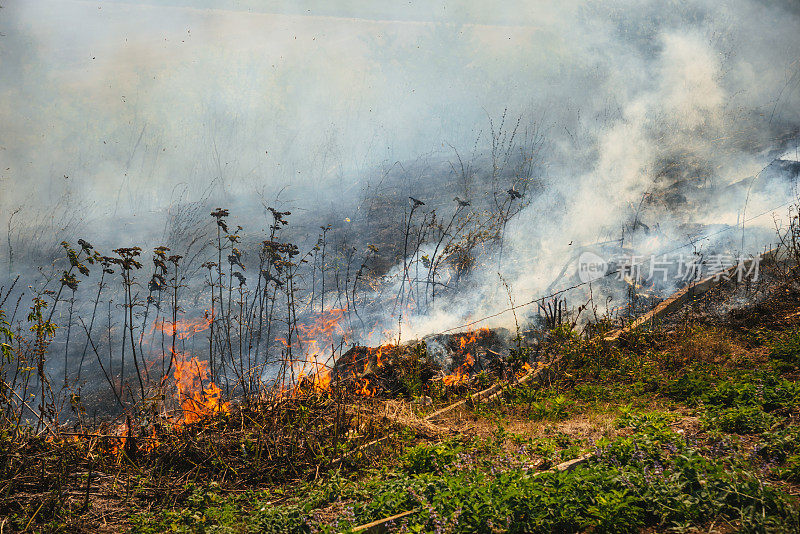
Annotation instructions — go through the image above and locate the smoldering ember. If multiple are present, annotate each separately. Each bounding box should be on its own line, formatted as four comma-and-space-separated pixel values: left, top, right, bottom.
1, 2, 800, 533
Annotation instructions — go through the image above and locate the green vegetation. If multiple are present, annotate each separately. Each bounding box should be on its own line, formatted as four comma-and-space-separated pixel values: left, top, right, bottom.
7, 281, 800, 532
770, 328, 800, 365
131, 416, 798, 533
123, 312, 800, 533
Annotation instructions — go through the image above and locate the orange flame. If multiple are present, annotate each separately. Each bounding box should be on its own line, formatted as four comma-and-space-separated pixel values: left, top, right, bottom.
155, 310, 213, 340
442, 352, 475, 387
296, 362, 332, 394
109, 422, 128, 457
517, 362, 533, 378
106, 420, 160, 457
441, 329, 489, 386
172, 350, 230, 424
283, 308, 348, 395
356, 379, 375, 397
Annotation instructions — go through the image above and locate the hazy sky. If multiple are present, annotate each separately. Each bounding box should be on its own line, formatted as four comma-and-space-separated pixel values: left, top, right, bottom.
1, 0, 798, 224
1, 0, 799, 339
0, 0, 576, 215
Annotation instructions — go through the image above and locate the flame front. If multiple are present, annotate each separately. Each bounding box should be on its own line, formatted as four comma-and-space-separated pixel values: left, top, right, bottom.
282, 308, 400, 397
442, 328, 490, 386
147, 312, 230, 424
285, 308, 346, 395
173, 351, 230, 424
154, 310, 213, 340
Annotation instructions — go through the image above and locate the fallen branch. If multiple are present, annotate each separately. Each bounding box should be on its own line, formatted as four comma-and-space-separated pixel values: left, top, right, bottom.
426, 358, 558, 421
605, 249, 776, 342
346, 451, 596, 533
350, 509, 417, 533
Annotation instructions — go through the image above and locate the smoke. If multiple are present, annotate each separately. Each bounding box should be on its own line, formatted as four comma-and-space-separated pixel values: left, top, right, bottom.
1, 0, 799, 338
395, 1, 800, 336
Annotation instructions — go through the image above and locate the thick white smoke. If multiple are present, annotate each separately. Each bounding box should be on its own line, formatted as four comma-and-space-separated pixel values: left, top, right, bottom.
398, 8, 800, 338
1, 0, 798, 341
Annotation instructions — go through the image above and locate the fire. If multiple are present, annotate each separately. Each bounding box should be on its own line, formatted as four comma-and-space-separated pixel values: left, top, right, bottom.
173, 351, 230, 424
442, 352, 474, 387
442, 370, 467, 387
109, 422, 128, 457
147, 425, 159, 452
147, 309, 229, 425
281, 308, 349, 395
43, 312, 223, 457
106, 420, 160, 458
154, 310, 213, 340
297, 307, 346, 341
441, 328, 490, 386
313, 367, 332, 391
296, 362, 332, 394
356, 379, 375, 397
459, 332, 476, 350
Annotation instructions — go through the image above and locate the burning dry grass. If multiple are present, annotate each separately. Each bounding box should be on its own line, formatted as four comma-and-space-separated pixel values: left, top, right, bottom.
0, 328, 543, 532
0, 390, 413, 532
172, 353, 229, 425
5, 254, 800, 532
0, 295, 534, 529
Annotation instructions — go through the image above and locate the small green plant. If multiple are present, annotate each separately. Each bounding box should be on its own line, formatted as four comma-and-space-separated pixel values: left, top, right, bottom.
663, 371, 714, 405
757, 426, 800, 463
528, 433, 582, 465
396, 343, 431, 398
400, 441, 462, 475
349, 425, 797, 533
615, 410, 676, 435
770, 328, 800, 364
528, 394, 572, 422
249, 503, 319, 534
0, 309, 12, 362
504, 386, 574, 421
702, 405, 777, 434
774, 454, 800, 483
131, 483, 238, 533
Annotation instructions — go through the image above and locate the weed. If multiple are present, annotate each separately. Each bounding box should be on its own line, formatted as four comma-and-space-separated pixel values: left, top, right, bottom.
757, 427, 800, 463
348, 426, 797, 533
774, 454, 800, 483
770, 328, 800, 365
399, 441, 463, 475
503, 386, 574, 421
702, 405, 777, 434
663, 370, 715, 406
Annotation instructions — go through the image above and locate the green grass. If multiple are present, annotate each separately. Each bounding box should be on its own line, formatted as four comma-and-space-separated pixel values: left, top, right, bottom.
131, 419, 799, 533
127, 321, 800, 533
770, 328, 800, 365
18, 318, 800, 533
